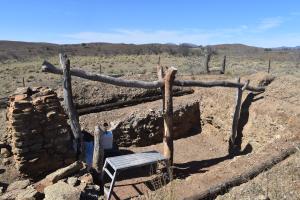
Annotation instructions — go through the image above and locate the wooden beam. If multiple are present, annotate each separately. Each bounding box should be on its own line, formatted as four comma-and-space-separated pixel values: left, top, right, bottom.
42, 60, 265, 92
42, 60, 161, 89
173, 79, 263, 92
60, 54, 82, 159
163, 67, 177, 165
93, 125, 104, 183
229, 78, 249, 154
157, 60, 165, 112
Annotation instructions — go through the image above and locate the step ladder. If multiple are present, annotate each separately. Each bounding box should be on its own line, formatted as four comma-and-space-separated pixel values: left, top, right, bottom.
101, 151, 169, 200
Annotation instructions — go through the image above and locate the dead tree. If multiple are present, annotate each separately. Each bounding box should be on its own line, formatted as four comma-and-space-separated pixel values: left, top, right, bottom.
268, 59, 271, 73
221, 55, 226, 74
229, 78, 249, 154
163, 67, 177, 165
204, 53, 211, 73
93, 125, 104, 183
60, 54, 82, 159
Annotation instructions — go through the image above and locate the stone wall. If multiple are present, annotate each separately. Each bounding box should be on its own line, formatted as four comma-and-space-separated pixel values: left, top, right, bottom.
113, 101, 201, 147
6, 87, 75, 177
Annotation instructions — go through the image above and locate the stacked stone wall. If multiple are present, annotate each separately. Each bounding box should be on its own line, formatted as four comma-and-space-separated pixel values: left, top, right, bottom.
6, 87, 75, 177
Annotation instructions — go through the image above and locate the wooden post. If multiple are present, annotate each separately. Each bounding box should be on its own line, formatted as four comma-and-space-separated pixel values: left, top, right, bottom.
229, 78, 249, 153
204, 53, 211, 73
163, 67, 177, 165
268, 59, 271, 73
60, 54, 82, 160
157, 57, 165, 112
221, 55, 226, 74
93, 125, 104, 183
100, 64, 102, 74
22, 77, 25, 87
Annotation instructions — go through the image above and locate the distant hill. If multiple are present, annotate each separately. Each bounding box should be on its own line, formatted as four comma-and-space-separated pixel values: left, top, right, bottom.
0, 40, 297, 62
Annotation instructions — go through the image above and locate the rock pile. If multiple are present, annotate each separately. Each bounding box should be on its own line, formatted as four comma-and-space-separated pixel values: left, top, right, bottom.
6, 87, 75, 177
113, 101, 201, 147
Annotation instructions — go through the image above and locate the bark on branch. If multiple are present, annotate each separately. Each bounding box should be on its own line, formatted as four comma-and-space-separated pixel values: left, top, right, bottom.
60, 54, 82, 159
163, 67, 177, 165
42, 60, 265, 92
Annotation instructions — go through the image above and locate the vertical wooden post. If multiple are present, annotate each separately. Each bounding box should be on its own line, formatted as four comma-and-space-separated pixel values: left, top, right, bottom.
268, 59, 271, 73
93, 125, 104, 182
229, 78, 249, 153
22, 77, 25, 87
204, 54, 211, 73
163, 67, 177, 165
60, 54, 82, 160
221, 55, 226, 74
100, 64, 102, 74
157, 56, 165, 112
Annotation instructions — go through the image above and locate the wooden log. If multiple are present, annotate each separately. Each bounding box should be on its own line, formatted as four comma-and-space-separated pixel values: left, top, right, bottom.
42, 60, 265, 92
174, 79, 264, 92
221, 55, 226, 74
163, 67, 177, 165
204, 54, 211, 73
268, 59, 271, 73
229, 78, 249, 153
60, 54, 82, 159
92, 125, 104, 182
42, 60, 161, 89
77, 87, 193, 115
45, 161, 84, 183
186, 144, 299, 200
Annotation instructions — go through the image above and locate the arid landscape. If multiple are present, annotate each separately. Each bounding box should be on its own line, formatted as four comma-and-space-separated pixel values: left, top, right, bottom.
0, 40, 299, 199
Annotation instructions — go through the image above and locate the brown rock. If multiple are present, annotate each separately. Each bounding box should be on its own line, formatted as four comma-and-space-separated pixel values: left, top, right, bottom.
44, 182, 82, 200
7, 179, 31, 192
0, 148, 11, 158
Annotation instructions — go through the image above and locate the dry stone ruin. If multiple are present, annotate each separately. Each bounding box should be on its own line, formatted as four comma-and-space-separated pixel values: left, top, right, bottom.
5, 87, 76, 177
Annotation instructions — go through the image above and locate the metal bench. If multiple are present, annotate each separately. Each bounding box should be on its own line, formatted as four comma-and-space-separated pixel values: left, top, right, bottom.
102, 151, 169, 200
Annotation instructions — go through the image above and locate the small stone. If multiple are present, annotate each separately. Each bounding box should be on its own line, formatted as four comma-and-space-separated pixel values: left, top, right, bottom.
0, 148, 11, 158
2, 158, 11, 165
7, 179, 31, 192
78, 173, 93, 185
16, 185, 39, 200
67, 177, 79, 187
44, 182, 82, 200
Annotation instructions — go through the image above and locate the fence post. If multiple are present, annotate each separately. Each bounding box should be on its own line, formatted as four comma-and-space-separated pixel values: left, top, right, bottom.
163, 67, 177, 165
229, 78, 249, 154
204, 54, 211, 73
60, 54, 82, 160
221, 55, 226, 74
93, 125, 104, 183
268, 59, 271, 73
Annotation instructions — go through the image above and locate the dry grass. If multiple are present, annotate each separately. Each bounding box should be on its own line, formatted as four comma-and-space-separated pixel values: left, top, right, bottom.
216, 150, 300, 200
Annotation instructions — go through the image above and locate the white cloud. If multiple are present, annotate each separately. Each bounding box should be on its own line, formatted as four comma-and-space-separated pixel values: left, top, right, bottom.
257, 17, 283, 31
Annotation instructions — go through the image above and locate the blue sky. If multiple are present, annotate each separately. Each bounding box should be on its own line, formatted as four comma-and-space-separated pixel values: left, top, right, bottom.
0, 0, 300, 47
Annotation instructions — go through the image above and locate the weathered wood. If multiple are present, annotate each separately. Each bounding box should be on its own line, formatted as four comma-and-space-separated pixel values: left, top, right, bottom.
229, 78, 249, 153
42, 60, 265, 92
22, 77, 25, 87
268, 59, 271, 73
43, 60, 161, 89
77, 89, 193, 115
157, 61, 165, 112
221, 55, 226, 74
163, 67, 177, 165
45, 161, 84, 183
60, 54, 82, 159
204, 54, 211, 73
92, 126, 104, 181
174, 79, 264, 92
186, 144, 299, 200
